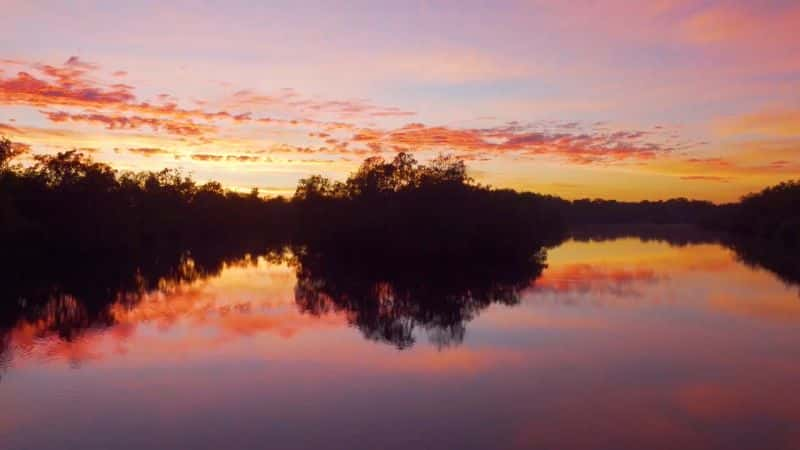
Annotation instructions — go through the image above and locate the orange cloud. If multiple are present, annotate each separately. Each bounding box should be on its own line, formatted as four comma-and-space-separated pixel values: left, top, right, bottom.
184, 153, 266, 163
127, 147, 170, 157
0, 58, 241, 123
683, 157, 732, 168
42, 110, 215, 136
225, 155, 261, 162
336, 122, 686, 164
0, 122, 20, 133
2, 57, 696, 172
191, 154, 224, 162
0, 57, 404, 146
230, 88, 416, 118
0, 59, 135, 108
680, 175, 731, 182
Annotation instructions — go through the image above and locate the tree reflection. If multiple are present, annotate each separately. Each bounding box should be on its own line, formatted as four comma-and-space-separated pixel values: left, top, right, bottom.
0, 240, 278, 370
1, 225, 797, 370
725, 238, 800, 288
290, 244, 548, 349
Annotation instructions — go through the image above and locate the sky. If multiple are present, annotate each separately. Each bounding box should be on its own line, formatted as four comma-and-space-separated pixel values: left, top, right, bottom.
1, 0, 798, 201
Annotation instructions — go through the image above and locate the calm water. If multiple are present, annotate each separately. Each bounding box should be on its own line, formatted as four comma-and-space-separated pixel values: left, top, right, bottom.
1, 229, 799, 450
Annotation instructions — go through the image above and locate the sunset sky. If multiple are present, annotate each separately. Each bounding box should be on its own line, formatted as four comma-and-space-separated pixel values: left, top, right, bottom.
1, 0, 798, 201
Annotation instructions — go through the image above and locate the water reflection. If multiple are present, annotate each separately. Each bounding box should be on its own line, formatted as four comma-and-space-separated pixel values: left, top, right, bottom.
571, 224, 800, 288
1, 225, 798, 369
0, 243, 280, 370
2, 226, 800, 449
292, 245, 546, 348
0, 243, 547, 368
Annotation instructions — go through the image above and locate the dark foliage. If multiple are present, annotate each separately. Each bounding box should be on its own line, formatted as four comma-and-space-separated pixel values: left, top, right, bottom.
0, 239, 281, 367
559, 197, 718, 225
3, 136, 796, 256
569, 223, 722, 247
291, 153, 566, 259
0, 139, 565, 354
703, 180, 800, 246
1, 136, 798, 356
1, 139, 566, 260
289, 242, 547, 349
0, 140, 291, 257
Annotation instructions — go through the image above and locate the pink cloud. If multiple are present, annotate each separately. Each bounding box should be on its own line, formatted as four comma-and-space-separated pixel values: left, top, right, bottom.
329, 122, 686, 165
42, 110, 215, 136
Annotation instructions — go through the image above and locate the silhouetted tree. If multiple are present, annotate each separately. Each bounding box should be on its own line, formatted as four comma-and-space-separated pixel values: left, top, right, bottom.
0, 141, 291, 255
291, 152, 566, 258
0, 137, 25, 169
705, 180, 800, 245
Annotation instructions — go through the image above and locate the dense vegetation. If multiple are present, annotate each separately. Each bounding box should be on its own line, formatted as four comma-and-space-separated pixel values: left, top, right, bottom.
0, 134, 797, 355
0, 137, 290, 258
0, 138, 566, 259
291, 152, 565, 258
559, 197, 718, 226
1, 136, 797, 259
705, 180, 800, 245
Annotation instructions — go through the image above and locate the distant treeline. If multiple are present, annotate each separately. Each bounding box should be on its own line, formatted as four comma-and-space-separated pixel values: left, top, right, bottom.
559, 183, 799, 245
0, 138, 564, 258
704, 180, 800, 245
558, 197, 718, 226
1, 136, 797, 256
0, 138, 291, 257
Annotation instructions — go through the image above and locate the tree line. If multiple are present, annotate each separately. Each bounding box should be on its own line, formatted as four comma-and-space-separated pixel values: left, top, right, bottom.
704, 180, 800, 245
1, 138, 290, 258
1, 136, 797, 259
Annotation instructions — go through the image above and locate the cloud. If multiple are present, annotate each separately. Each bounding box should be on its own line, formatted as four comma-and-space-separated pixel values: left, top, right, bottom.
768, 160, 791, 169
226, 88, 299, 108
42, 110, 215, 136
226, 155, 261, 162
679, 175, 731, 183
184, 154, 265, 163
191, 154, 224, 162
128, 147, 170, 157
0, 58, 135, 108
331, 122, 685, 165
0, 123, 20, 133
0, 58, 238, 127
290, 99, 415, 117
7, 57, 683, 168
684, 157, 732, 168
230, 89, 416, 118
1, 58, 407, 134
